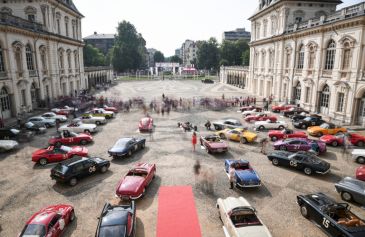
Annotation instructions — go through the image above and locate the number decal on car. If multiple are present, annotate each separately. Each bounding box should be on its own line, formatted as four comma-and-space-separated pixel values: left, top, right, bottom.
294, 145, 300, 150
290, 161, 297, 167
89, 166, 96, 173
322, 217, 330, 228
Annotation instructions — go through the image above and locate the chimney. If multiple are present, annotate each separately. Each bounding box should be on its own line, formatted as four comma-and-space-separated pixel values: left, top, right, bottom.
94, 32, 97, 35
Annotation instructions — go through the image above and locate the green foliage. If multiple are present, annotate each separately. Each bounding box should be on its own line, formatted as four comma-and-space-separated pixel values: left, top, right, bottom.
154, 51, 165, 63
83, 44, 106, 67
167, 55, 182, 64
242, 50, 250, 66
196, 37, 220, 70
220, 39, 249, 66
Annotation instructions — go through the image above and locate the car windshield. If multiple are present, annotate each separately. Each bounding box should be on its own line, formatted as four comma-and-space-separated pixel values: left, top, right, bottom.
21, 224, 46, 237
206, 136, 220, 142
230, 209, 261, 228
98, 225, 126, 237
128, 169, 148, 177
320, 124, 329, 129
303, 117, 312, 122
116, 140, 128, 147
53, 164, 68, 173
232, 162, 250, 170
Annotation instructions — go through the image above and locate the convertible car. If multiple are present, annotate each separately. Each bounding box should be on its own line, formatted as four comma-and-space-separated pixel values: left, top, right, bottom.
42, 112, 68, 123
320, 133, 365, 147
268, 129, 307, 142
212, 119, 243, 131
335, 177, 365, 205
108, 137, 146, 158
59, 121, 98, 134
32, 145, 88, 165
216, 197, 272, 237
356, 166, 365, 181
19, 204, 75, 237
254, 120, 288, 131
267, 151, 330, 175
139, 117, 154, 132
76, 115, 107, 125
297, 192, 365, 237
103, 104, 118, 113
95, 202, 136, 237
245, 113, 277, 123
242, 109, 266, 117
215, 128, 257, 144
239, 105, 262, 113
273, 138, 327, 154
48, 131, 93, 146
272, 104, 293, 113
224, 159, 261, 187
115, 163, 156, 199
84, 108, 114, 119
307, 123, 347, 137
0, 140, 19, 152
200, 135, 228, 153
282, 107, 308, 117
293, 115, 326, 129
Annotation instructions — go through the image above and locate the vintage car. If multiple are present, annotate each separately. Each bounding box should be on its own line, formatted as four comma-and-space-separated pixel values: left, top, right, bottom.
51, 156, 110, 186
202, 78, 214, 83
282, 107, 308, 117
212, 119, 243, 131
83, 108, 114, 119
245, 113, 277, 123
267, 151, 330, 175
242, 109, 266, 117
271, 104, 294, 113
356, 166, 365, 181
224, 159, 261, 187
41, 112, 68, 123
293, 115, 326, 129
48, 131, 93, 146
32, 145, 88, 166
268, 129, 307, 142
139, 117, 154, 132
108, 137, 146, 158
215, 128, 257, 144
239, 106, 262, 113
0, 140, 18, 152
335, 177, 365, 205
254, 120, 288, 131
51, 108, 71, 116
115, 163, 156, 199
297, 192, 365, 237
273, 138, 327, 154
216, 197, 272, 237
95, 202, 136, 237
75, 115, 107, 125
291, 113, 309, 122
177, 121, 195, 132
19, 204, 75, 237
320, 133, 365, 147
200, 135, 228, 153
0, 128, 33, 142
103, 104, 118, 113
307, 123, 347, 137
351, 149, 365, 164
23, 122, 47, 134
59, 121, 98, 134
28, 116, 56, 128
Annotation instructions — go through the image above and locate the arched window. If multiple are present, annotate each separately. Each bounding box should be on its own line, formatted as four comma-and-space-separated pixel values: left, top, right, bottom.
271, 16, 277, 35
0, 45, 5, 72
25, 45, 34, 71
39, 46, 47, 70
72, 20, 76, 39
64, 17, 69, 37
56, 12, 61, 35
0, 7, 12, 15
263, 20, 268, 37
293, 10, 305, 23
0, 87, 10, 113
24, 6, 36, 22
320, 85, 330, 108
67, 50, 71, 69
14, 45, 23, 73
337, 92, 345, 112
58, 49, 64, 69
308, 45, 316, 69
297, 45, 305, 69
294, 82, 301, 101
342, 42, 351, 70
325, 40, 336, 70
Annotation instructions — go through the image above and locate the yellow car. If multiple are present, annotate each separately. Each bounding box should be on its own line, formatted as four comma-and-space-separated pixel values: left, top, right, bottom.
307, 123, 347, 137
215, 128, 257, 144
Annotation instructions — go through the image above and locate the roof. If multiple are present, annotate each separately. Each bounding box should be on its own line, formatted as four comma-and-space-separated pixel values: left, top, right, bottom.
59, 156, 87, 166
57, 0, 84, 17
84, 33, 115, 40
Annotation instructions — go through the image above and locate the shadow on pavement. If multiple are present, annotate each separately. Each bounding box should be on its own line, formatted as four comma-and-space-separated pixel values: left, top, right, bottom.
136, 176, 161, 211
110, 147, 150, 165
62, 217, 78, 236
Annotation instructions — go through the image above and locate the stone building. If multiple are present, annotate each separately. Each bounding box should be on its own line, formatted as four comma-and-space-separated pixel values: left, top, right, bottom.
83, 32, 115, 55
222, 0, 365, 125
0, 0, 86, 120
180, 40, 197, 67
222, 28, 251, 42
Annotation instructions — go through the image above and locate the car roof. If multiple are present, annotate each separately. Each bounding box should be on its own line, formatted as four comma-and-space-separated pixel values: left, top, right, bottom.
101, 206, 129, 227
305, 192, 336, 207
226, 159, 249, 165
59, 156, 88, 166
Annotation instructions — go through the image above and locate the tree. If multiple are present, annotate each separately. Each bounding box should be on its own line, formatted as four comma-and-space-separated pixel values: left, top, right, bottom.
167, 55, 182, 64
83, 44, 106, 67
242, 50, 250, 66
154, 51, 165, 63
220, 39, 249, 66
196, 37, 220, 70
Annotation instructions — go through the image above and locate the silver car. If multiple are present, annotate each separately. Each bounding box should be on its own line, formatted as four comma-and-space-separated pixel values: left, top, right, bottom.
335, 177, 365, 205
212, 119, 243, 131
42, 112, 68, 122
28, 116, 56, 128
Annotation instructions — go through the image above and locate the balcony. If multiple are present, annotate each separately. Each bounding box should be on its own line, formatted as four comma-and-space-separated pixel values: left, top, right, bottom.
322, 70, 332, 77
0, 71, 7, 79
295, 69, 302, 76
0, 13, 46, 33
29, 70, 37, 77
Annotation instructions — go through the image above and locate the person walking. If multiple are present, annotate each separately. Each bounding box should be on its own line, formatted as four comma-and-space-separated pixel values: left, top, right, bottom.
342, 133, 349, 160
55, 119, 60, 132
229, 164, 236, 189
192, 132, 197, 152
260, 138, 268, 155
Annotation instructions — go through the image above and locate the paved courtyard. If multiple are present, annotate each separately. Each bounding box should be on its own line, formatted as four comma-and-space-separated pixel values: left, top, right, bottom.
0, 79, 364, 237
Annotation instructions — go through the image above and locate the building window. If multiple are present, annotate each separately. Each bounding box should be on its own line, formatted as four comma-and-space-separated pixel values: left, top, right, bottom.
58, 49, 64, 69
308, 46, 316, 69
305, 87, 310, 103
261, 52, 266, 68
320, 85, 330, 108
285, 52, 291, 68
40, 46, 47, 70
25, 6, 36, 22
56, 19, 61, 34
263, 20, 268, 37
297, 45, 304, 69
67, 51, 71, 69
325, 40, 336, 70
294, 82, 301, 101
28, 15, 35, 22
65, 17, 69, 37
72, 20, 76, 39
74, 51, 79, 69
337, 92, 345, 112
21, 89, 26, 106
0, 46, 5, 72
256, 24, 260, 39
0, 7, 13, 15
271, 17, 277, 35
25, 45, 34, 71
342, 42, 351, 70
0, 87, 10, 111
294, 10, 305, 23
269, 51, 274, 69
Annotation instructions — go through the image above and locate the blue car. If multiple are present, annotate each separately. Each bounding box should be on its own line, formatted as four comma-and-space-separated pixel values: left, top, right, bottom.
108, 137, 146, 158
224, 159, 261, 188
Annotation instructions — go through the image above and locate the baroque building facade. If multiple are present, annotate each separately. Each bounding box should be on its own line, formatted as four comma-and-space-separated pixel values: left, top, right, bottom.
0, 0, 85, 120
222, 0, 365, 125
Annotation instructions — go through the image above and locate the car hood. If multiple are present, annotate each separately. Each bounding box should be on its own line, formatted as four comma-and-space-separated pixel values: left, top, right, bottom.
320, 135, 336, 142
336, 177, 365, 191
0, 140, 18, 149
71, 146, 87, 154
234, 225, 272, 237
79, 133, 93, 139
235, 169, 260, 182
32, 149, 46, 156
307, 126, 322, 132
81, 124, 97, 129
42, 118, 56, 123
352, 149, 365, 156
208, 141, 228, 149
91, 117, 106, 121
243, 131, 257, 139
117, 176, 144, 194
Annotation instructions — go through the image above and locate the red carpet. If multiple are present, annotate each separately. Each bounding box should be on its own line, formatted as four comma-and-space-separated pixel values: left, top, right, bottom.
156, 186, 202, 237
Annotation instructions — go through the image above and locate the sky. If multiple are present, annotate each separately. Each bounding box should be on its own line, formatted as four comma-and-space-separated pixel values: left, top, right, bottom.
74, 0, 362, 56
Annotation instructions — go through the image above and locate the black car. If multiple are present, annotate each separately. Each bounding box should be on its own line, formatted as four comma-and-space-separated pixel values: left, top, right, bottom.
293, 115, 326, 129
50, 156, 110, 186
267, 151, 330, 175
95, 202, 136, 237
202, 78, 214, 83
291, 114, 308, 123
108, 137, 146, 158
22, 122, 47, 134
335, 177, 365, 205
0, 128, 34, 142
282, 107, 308, 117
297, 192, 365, 237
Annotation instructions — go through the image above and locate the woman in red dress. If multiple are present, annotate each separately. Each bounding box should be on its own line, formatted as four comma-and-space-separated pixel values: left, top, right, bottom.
192, 132, 197, 152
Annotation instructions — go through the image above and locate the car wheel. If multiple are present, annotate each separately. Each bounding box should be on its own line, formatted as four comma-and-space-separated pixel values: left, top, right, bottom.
278, 125, 285, 130
279, 145, 287, 151
100, 165, 108, 173
271, 136, 278, 142
331, 141, 338, 147
128, 150, 133, 156
357, 141, 365, 147
240, 137, 247, 144
301, 124, 307, 129
80, 140, 87, 145
272, 158, 279, 166
69, 210, 76, 222
141, 143, 145, 149
356, 156, 365, 164
84, 129, 90, 133
219, 133, 226, 139
96, 121, 101, 125
55, 141, 62, 147
39, 158, 48, 166
304, 167, 312, 175
69, 178, 77, 186
300, 205, 309, 219
341, 191, 353, 202
259, 125, 265, 131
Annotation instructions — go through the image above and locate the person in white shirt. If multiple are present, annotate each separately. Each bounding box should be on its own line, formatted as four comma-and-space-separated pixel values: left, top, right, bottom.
229, 164, 236, 189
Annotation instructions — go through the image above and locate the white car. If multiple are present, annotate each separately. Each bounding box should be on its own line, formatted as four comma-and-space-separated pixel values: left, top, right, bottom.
59, 121, 97, 133
217, 197, 272, 237
42, 112, 68, 122
75, 115, 107, 125
352, 149, 365, 164
84, 108, 114, 119
254, 120, 288, 131
242, 109, 267, 117
0, 140, 19, 152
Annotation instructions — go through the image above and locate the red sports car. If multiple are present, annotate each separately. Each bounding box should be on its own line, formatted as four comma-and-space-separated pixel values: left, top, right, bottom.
272, 104, 294, 113
320, 133, 365, 147
139, 117, 154, 132
19, 204, 75, 237
200, 135, 228, 153
48, 131, 93, 146
32, 145, 88, 166
356, 166, 365, 181
116, 163, 156, 200
239, 106, 262, 112
103, 105, 118, 113
268, 129, 307, 142
51, 108, 70, 116
245, 113, 277, 122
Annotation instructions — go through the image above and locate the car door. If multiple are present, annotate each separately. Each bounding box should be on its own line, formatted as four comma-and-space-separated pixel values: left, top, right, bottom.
127, 212, 134, 237
82, 160, 97, 178
47, 214, 63, 237
289, 155, 304, 171
131, 139, 139, 151
230, 130, 240, 141
288, 140, 301, 151
51, 148, 68, 162
300, 141, 311, 151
